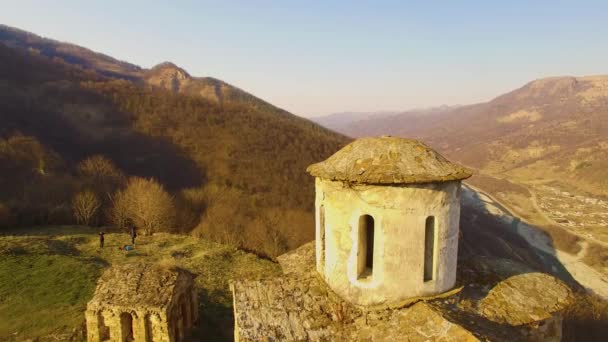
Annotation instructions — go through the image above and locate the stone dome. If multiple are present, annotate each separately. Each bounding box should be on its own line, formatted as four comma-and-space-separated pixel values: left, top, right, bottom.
306, 136, 472, 184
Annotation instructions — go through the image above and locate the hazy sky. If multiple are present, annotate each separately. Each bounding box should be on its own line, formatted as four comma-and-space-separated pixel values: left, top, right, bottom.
2, 1, 608, 117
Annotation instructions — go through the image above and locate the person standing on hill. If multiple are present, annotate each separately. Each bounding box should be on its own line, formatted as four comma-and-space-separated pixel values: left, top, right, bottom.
130, 225, 137, 245
99, 231, 105, 248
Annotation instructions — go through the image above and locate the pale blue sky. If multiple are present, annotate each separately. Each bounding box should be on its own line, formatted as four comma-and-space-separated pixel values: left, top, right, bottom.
2, 1, 607, 117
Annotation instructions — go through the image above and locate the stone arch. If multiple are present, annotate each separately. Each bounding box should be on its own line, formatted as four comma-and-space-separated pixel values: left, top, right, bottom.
98, 311, 110, 341
120, 312, 134, 342
144, 313, 154, 342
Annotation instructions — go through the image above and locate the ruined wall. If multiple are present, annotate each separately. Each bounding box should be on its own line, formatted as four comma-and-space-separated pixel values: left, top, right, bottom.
315, 178, 462, 306
85, 267, 197, 342
167, 283, 198, 341
85, 308, 170, 342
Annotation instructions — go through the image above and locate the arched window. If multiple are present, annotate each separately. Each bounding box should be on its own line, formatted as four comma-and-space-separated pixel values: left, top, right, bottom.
319, 205, 326, 269
424, 216, 435, 282
98, 312, 110, 341
120, 312, 134, 342
144, 314, 154, 342
357, 214, 375, 279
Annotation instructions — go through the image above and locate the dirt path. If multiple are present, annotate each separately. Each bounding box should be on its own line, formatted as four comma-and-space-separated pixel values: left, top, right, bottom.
463, 185, 608, 299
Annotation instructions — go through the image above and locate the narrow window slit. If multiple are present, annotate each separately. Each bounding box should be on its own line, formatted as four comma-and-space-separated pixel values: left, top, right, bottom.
357, 215, 374, 279
424, 216, 435, 282
319, 205, 326, 269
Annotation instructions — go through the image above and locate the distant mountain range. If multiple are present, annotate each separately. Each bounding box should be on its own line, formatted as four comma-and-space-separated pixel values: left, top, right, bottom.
311, 106, 460, 134
315, 77, 608, 197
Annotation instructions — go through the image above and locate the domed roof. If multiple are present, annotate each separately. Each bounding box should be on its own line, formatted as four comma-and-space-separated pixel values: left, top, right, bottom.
306, 136, 472, 184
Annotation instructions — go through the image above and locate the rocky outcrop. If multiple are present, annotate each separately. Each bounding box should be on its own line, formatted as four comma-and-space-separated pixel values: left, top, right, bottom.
145, 62, 192, 93
479, 272, 573, 342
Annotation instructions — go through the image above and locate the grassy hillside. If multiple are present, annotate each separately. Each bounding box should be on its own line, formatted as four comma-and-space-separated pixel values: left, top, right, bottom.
0, 38, 349, 257
0, 226, 280, 341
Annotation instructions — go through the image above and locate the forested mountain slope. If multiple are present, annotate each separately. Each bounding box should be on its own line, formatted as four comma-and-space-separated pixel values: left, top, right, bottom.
0, 31, 348, 257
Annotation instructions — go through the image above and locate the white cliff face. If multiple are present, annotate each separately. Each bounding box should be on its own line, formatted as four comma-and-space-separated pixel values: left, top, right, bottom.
315, 178, 462, 306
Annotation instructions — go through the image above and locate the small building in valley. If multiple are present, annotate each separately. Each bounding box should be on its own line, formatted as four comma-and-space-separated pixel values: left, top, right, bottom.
85, 263, 197, 342
306, 136, 472, 306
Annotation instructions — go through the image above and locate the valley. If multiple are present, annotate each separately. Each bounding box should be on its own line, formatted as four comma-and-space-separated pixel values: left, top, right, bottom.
462, 185, 608, 299
314, 75, 608, 280
0, 17, 607, 341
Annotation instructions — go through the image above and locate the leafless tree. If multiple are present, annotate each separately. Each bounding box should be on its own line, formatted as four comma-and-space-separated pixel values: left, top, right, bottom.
111, 177, 175, 235
72, 190, 101, 226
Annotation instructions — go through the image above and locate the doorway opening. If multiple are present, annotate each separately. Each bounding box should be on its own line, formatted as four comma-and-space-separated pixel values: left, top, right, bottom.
120, 312, 134, 342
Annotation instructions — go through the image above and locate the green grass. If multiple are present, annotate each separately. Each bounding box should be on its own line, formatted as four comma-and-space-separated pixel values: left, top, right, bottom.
0, 226, 281, 341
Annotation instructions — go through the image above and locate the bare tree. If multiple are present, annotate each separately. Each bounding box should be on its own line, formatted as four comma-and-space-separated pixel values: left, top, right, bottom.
77, 155, 125, 195
72, 190, 101, 226
111, 177, 175, 235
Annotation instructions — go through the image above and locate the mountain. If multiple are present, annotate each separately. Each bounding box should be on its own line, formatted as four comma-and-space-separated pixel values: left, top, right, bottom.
322, 77, 608, 197
0, 24, 349, 257
310, 111, 399, 132
314, 106, 459, 136
0, 24, 293, 115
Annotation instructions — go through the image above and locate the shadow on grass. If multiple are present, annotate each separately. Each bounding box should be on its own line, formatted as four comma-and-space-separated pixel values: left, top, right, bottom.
186, 288, 234, 342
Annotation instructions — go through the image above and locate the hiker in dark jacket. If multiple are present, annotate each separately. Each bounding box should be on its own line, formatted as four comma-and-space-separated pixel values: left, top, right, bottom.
99, 232, 105, 248
130, 225, 137, 245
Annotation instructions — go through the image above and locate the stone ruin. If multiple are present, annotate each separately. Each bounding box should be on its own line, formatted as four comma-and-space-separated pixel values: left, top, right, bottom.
478, 272, 572, 342
231, 242, 573, 341
231, 137, 574, 341
85, 263, 197, 342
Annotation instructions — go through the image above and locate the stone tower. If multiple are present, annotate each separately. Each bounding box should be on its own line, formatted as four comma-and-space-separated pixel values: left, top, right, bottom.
306, 136, 471, 306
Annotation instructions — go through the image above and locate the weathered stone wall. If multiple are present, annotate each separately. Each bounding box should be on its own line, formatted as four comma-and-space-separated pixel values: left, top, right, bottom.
315, 178, 462, 306
167, 283, 198, 341
85, 308, 170, 342
85, 264, 197, 342
477, 272, 572, 342
232, 242, 479, 342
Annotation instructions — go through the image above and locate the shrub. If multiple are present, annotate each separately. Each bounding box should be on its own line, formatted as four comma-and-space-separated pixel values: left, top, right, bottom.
583, 243, 608, 271
174, 188, 207, 233
72, 190, 100, 226
193, 185, 247, 248
111, 177, 175, 235
543, 225, 582, 255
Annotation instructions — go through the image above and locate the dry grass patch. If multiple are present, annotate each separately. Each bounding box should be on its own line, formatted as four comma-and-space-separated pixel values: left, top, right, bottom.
543, 225, 582, 255
583, 243, 608, 274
